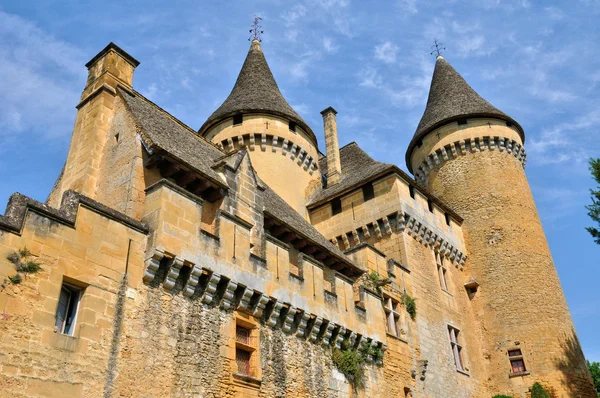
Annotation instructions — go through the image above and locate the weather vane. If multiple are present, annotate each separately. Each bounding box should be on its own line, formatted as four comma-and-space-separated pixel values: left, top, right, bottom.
249, 16, 264, 42
430, 39, 446, 57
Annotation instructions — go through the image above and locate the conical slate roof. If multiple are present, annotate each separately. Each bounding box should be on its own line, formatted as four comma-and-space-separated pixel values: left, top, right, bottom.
199, 40, 316, 145
405, 56, 524, 172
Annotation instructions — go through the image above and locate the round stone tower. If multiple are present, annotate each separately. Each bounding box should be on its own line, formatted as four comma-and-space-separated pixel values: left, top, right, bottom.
406, 56, 594, 396
199, 39, 320, 218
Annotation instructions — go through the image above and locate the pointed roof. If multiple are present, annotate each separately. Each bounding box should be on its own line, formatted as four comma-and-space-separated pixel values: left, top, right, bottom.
199, 39, 317, 145
405, 56, 524, 172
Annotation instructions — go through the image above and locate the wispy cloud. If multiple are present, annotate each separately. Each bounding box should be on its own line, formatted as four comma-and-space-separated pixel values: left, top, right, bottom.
0, 11, 85, 145
374, 41, 399, 64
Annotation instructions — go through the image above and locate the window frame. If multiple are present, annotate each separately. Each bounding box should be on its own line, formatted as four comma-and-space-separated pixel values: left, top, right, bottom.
234, 322, 259, 378
362, 183, 375, 202
508, 349, 527, 374
448, 325, 465, 372
435, 251, 449, 292
383, 296, 407, 340
331, 197, 342, 215
232, 113, 243, 126
55, 283, 82, 336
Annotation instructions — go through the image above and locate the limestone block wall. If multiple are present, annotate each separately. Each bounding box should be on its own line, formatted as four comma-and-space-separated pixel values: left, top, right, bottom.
0, 193, 147, 398
309, 174, 466, 267
423, 123, 596, 397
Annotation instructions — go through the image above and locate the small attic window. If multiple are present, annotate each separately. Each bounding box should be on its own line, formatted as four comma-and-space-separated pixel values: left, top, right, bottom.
233, 114, 243, 126
362, 183, 375, 202
457, 119, 468, 126
445, 213, 451, 226
417, 140, 423, 148
289, 121, 297, 132
331, 198, 342, 215
506, 121, 513, 128
427, 199, 434, 212
409, 184, 415, 199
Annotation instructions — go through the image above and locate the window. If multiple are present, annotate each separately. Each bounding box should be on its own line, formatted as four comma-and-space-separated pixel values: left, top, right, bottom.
445, 213, 451, 226
448, 326, 465, 372
55, 283, 82, 336
235, 324, 258, 377
408, 184, 415, 199
331, 197, 342, 215
457, 118, 468, 126
427, 199, 434, 212
362, 183, 375, 202
435, 251, 448, 291
508, 349, 527, 374
288, 121, 296, 132
233, 113, 243, 126
384, 296, 407, 339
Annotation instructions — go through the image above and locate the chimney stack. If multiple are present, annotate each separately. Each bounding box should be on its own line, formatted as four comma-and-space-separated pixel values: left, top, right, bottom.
321, 107, 342, 185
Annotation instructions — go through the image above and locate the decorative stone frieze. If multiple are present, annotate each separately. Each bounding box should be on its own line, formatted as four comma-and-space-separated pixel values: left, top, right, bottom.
163, 257, 184, 291
221, 279, 238, 310
143, 249, 166, 283
202, 273, 221, 304
183, 264, 202, 297
332, 211, 467, 268
220, 133, 317, 175
142, 254, 386, 355
282, 306, 297, 333
238, 287, 254, 311
414, 136, 527, 186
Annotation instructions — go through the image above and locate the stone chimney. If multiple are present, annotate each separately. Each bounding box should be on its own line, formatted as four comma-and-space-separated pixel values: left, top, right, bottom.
321, 107, 342, 185
50, 43, 139, 205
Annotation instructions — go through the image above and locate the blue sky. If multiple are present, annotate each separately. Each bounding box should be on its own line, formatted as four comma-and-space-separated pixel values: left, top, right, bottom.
1, 1, 599, 361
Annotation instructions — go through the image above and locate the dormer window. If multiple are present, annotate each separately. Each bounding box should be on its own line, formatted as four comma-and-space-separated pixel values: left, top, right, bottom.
233, 114, 243, 126
289, 121, 296, 132
362, 183, 375, 202
331, 198, 342, 215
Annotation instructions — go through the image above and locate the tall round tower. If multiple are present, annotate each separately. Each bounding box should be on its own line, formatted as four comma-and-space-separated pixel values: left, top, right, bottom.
406, 56, 594, 396
199, 39, 320, 218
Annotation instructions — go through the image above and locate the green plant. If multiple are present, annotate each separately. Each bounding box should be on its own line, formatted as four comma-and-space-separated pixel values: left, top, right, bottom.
4, 247, 42, 285
531, 382, 551, 398
332, 347, 366, 388
492, 395, 513, 398
403, 292, 417, 319
587, 360, 600, 397
586, 158, 600, 244
366, 271, 381, 291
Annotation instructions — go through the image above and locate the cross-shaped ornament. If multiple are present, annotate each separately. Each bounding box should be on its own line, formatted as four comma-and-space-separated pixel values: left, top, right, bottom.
264, 121, 269, 129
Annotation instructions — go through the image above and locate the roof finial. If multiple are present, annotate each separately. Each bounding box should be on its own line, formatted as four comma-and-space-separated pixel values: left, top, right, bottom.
249, 16, 264, 42
430, 39, 446, 58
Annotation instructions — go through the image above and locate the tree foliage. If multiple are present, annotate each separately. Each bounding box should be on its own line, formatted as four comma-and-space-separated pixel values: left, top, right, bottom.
531, 382, 551, 398
586, 158, 600, 244
588, 360, 600, 397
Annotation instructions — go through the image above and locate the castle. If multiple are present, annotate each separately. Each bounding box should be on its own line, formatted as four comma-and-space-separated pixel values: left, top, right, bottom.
0, 36, 595, 398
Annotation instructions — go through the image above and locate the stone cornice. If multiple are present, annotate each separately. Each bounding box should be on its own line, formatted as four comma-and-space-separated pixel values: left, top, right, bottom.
218, 134, 318, 175
414, 136, 527, 186
142, 249, 386, 362
330, 210, 467, 269
0, 190, 149, 235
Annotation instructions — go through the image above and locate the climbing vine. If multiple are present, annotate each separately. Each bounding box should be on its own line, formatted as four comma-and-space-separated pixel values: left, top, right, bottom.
2, 247, 42, 287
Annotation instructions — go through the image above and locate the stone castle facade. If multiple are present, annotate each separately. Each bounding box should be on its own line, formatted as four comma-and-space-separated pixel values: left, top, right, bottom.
0, 39, 595, 397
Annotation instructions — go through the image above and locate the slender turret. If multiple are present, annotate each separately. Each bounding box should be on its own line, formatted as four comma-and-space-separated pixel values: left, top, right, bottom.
406, 55, 595, 397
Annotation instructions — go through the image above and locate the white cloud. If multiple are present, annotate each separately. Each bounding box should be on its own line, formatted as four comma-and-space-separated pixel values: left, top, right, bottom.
359, 67, 383, 88
528, 109, 600, 166
0, 11, 85, 144
545, 6, 565, 20
397, 0, 418, 14
323, 37, 338, 53
374, 41, 399, 64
